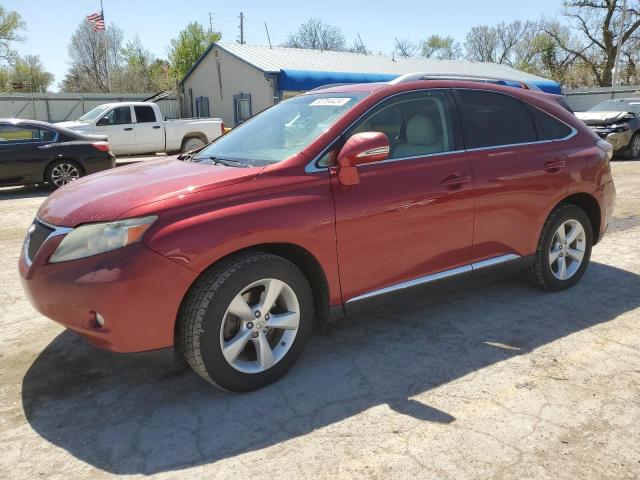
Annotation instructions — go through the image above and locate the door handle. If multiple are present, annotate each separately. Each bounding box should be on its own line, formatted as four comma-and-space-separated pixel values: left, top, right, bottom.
543, 160, 566, 172
152, 125, 161, 129
441, 174, 472, 188
124, 127, 133, 131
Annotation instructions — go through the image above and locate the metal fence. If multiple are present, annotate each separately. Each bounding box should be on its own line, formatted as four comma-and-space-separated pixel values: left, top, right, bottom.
0, 93, 180, 123
564, 86, 640, 112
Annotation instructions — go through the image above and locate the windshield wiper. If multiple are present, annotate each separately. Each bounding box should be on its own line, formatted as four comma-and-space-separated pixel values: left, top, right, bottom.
198, 156, 250, 168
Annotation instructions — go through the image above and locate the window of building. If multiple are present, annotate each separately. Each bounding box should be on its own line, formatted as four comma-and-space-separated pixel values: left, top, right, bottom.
234, 93, 252, 124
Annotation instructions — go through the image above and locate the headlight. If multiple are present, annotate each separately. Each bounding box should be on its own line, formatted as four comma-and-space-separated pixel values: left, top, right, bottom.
49, 216, 157, 263
608, 122, 630, 132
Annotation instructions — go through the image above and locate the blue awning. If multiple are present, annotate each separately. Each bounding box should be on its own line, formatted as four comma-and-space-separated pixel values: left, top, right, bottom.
278, 69, 562, 95
278, 70, 398, 91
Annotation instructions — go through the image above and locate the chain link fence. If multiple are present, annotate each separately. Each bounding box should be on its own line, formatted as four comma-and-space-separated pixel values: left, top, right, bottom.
564, 86, 640, 112
0, 92, 180, 123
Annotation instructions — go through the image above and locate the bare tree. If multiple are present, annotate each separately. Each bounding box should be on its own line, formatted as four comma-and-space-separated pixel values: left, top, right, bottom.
61, 20, 123, 92
394, 37, 419, 58
422, 35, 462, 60
284, 18, 346, 51
0, 6, 24, 64
465, 21, 537, 65
545, 1, 640, 86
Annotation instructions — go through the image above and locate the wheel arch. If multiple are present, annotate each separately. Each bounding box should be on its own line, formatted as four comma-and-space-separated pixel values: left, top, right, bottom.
174, 242, 331, 345
181, 131, 208, 145
556, 192, 601, 244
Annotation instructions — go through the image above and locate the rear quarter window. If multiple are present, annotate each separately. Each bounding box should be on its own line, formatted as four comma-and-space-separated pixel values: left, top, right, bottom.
527, 105, 574, 140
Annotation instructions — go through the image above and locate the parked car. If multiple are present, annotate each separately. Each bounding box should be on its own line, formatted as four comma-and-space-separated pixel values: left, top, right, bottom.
56, 102, 224, 156
20, 74, 616, 392
575, 98, 640, 159
0, 119, 115, 189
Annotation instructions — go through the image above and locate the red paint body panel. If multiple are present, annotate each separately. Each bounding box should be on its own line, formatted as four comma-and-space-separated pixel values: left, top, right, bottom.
19, 79, 616, 354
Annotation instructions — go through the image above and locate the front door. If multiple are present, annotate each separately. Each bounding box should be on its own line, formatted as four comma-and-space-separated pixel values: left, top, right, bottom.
330, 90, 475, 303
95, 106, 136, 155
453, 89, 572, 262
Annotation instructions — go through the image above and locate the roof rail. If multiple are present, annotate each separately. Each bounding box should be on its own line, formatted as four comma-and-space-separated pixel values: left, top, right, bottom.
388, 72, 543, 91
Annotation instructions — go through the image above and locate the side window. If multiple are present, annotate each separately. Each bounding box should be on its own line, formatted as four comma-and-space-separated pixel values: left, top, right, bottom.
99, 107, 132, 126
348, 90, 457, 160
455, 90, 537, 149
527, 105, 574, 140
0, 124, 54, 143
134, 106, 157, 123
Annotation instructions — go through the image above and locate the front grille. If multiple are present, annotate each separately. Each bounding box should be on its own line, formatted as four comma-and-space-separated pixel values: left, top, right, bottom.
26, 220, 54, 261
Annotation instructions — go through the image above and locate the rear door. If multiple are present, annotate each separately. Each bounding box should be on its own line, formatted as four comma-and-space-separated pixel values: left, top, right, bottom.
95, 106, 136, 155
0, 123, 56, 186
133, 105, 164, 154
453, 89, 572, 262
330, 89, 476, 303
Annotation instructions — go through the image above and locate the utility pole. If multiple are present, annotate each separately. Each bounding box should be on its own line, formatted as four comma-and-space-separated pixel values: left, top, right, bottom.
239, 12, 245, 44
208, 12, 214, 33
612, 0, 628, 89
265, 22, 272, 48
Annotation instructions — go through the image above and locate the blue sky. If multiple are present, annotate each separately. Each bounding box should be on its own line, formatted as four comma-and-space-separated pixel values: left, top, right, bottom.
5, 0, 564, 89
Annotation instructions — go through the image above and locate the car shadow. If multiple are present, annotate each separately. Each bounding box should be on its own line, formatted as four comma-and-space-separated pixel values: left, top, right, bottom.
0, 184, 50, 200
21, 262, 640, 475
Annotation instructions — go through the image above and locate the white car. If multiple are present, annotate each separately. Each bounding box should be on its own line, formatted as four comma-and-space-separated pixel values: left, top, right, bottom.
57, 102, 224, 156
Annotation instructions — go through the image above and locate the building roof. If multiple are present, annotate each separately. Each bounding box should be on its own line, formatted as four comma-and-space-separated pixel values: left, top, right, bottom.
181, 42, 559, 92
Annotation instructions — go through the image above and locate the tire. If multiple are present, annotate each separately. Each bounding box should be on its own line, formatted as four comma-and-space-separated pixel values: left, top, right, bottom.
181, 136, 205, 153
177, 252, 314, 392
523, 204, 593, 291
625, 132, 640, 160
45, 160, 83, 190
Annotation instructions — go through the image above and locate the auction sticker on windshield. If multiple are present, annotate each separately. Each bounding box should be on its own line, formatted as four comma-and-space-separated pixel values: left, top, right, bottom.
309, 98, 352, 106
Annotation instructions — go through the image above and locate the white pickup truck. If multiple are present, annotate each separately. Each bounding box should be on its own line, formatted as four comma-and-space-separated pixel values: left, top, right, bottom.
57, 102, 224, 156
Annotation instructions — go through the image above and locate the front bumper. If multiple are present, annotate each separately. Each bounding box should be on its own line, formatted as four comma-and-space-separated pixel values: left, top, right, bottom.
19, 226, 199, 353
591, 128, 633, 152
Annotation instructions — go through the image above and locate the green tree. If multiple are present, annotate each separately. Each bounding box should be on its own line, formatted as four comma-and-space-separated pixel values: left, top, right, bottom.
10, 54, 54, 92
0, 6, 25, 64
168, 22, 220, 80
422, 35, 462, 60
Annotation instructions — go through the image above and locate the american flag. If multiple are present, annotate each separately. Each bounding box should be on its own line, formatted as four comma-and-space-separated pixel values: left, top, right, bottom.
87, 11, 105, 31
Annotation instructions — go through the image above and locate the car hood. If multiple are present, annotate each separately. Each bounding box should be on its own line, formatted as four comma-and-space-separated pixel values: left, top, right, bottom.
38, 157, 263, 227
574, 110, 631, 126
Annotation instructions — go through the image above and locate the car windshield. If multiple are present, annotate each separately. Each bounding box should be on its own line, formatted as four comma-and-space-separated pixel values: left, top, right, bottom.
589, 100, 640, 114
77, 105, 111, 122
193, 92, 367, 166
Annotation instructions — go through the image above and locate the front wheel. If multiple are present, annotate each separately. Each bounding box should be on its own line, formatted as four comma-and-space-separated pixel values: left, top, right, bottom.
626, 133, 640, 160
178, 252, 314, 392
523, 204, 593, 291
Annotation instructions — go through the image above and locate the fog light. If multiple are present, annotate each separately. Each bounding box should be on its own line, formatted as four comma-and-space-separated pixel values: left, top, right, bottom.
95, 312, 105, 327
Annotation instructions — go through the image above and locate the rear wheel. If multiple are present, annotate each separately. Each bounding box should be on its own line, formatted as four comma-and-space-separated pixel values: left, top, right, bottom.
181, 136, 205, 153
46, 160, 83, 189
178, 252, 313, 392
523, 204, 593, 291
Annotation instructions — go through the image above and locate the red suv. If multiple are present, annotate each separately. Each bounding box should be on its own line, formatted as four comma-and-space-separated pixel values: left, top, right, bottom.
20, 75, 616, 392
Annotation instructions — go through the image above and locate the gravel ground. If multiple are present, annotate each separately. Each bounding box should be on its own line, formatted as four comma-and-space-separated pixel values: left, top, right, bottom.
0, 162, 639, 479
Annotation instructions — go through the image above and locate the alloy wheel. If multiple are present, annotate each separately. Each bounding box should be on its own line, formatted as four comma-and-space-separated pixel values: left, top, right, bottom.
631, 135, 640, 159
549, 219, 586, 280
219, 278, 300, 374
51, 163, 80, 187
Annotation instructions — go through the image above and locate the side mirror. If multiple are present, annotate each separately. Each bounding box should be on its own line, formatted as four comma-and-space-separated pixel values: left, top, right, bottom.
337, 131, 390, 186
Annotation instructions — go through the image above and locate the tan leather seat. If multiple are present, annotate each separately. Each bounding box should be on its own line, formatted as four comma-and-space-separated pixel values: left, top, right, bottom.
394, 115, 444, 158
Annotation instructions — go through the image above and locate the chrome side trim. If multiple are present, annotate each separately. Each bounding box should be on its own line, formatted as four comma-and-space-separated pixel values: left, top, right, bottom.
356, 146, 389, 158
345, 254, 521, 304
23, 218, 73, 267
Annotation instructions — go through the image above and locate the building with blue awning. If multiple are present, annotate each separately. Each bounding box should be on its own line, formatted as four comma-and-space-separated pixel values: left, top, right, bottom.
180, 42, 562, 126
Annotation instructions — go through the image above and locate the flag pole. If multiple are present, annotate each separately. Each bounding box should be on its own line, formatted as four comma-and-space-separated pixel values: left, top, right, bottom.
101, 0, 112, 93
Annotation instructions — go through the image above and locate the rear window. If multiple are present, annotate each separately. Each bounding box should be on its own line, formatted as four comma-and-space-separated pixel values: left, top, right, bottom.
455, 90, 537, 149
527, 106, 574, 140
134, 106, 157, 123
